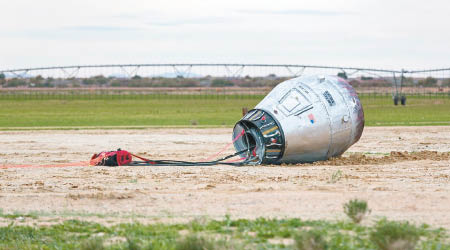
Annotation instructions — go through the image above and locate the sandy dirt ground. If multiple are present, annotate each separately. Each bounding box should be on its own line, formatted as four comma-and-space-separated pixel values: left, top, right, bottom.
0, 126, 449, 228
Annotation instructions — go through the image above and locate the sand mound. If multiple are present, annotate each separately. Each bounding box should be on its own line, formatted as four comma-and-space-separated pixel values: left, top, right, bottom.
306, 151, 450, 166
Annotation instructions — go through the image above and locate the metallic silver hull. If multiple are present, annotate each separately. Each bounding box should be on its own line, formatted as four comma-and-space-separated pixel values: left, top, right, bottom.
233, 75, 364, 164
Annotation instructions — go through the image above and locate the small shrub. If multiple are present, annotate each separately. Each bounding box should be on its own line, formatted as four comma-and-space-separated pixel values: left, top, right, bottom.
175, 234, 216, 250
328, 170, 342, 183
294, 230, 328, 250
211, 79, 234, 87
175, 234, 237, 250
80, 237, 105, 250
126, 237, 141, 250
370, 219, 421, 250
343, 199, 370, 223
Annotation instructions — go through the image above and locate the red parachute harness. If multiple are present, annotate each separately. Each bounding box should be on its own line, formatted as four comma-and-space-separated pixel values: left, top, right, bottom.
90, 149, 134, 166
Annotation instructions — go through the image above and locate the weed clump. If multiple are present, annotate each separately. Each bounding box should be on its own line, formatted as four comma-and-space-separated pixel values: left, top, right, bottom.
126, 237, 141, 250
175, 234, 234, 250
370, 219, 421, 250
328, 170, 343, 183
293, 230, 328, 250
80, 237, 104, 250
343, 199, 370, 223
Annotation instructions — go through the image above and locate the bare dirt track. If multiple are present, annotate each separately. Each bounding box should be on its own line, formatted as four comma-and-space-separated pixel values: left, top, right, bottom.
0, 126, 449, 228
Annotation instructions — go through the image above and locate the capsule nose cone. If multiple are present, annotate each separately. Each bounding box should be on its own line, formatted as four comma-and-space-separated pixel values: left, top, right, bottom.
337, 77, 365, 144
353, 101, 365, 143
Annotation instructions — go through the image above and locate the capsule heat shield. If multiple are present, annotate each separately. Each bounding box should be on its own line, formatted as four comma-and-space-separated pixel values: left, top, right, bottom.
233, 110, 285, 164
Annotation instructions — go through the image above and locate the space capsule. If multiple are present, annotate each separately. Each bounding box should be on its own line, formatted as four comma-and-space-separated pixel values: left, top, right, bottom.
233, 75, 364, 164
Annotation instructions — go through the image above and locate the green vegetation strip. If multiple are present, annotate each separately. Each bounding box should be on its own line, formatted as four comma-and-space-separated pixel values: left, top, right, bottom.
0, 95, 449, 128
0, 216, 447, 249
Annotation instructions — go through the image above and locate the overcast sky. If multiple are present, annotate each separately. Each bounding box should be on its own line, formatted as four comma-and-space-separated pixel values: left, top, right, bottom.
1, 0, 449, 70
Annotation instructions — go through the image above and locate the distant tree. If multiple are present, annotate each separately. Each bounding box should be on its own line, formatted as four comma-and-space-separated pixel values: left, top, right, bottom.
443, 78, 450, 87
132, 75, 142, 80
82, 78, 96, 85
6, 78, 27, 87
361, 76, 373, 80
418, 77, 437, 86
31, 75, 44, 85
46, 77, 54, 85
33, 82, 54, 88
401, 77, 414, 86
110, 81, 122, 87
337, 72, 348, 79
93, 75, 108, 85
82, 75, 108, 85
211, 78, 234, 87
0, 73, 5, 86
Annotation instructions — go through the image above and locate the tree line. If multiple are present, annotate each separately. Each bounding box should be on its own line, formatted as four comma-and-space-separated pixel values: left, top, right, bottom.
0, 73, 448, 88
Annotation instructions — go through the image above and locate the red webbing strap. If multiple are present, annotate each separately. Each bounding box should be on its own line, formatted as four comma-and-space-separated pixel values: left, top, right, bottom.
204, 129, 245, 161
130, 153, 156, 164
90, 153, 105, 166
1, 161, 90, 169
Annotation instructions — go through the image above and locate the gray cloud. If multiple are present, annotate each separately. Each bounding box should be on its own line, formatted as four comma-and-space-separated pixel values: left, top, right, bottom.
109, 10, 233, 27
63, 25, 140, 32
0, 26, 145, 41
237, 9, 354, 16
111, 10, 160, 20
147, 16, 233, 26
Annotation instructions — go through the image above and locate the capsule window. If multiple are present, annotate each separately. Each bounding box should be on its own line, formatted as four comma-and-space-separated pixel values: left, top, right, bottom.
278, 88, 312, 116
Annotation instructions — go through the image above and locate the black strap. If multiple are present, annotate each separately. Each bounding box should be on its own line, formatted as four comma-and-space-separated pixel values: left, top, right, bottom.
128, 148, 255, 167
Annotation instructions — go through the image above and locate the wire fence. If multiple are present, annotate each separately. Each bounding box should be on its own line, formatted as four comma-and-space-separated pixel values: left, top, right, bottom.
0, 88, 448, 101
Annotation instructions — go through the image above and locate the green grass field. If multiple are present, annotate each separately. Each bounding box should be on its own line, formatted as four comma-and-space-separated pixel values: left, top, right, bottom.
0, 94, 449, 128
0, 214, 448, 249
